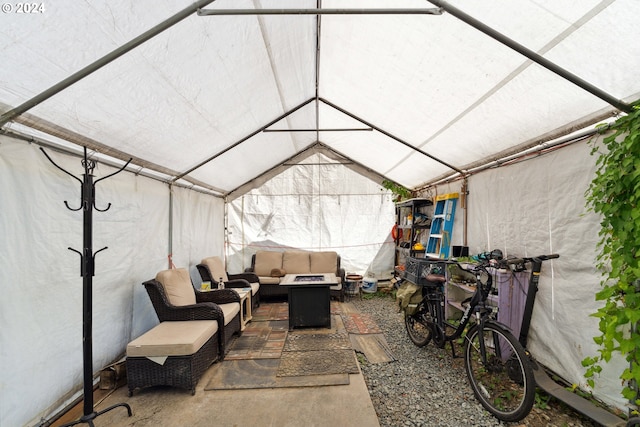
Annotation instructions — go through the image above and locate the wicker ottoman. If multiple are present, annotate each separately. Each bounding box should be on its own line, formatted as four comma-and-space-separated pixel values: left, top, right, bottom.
126, 320, 219, 396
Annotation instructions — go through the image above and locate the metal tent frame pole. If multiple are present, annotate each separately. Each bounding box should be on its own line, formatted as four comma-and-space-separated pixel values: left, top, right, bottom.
319, 97, 465, 174
197, 8, 443, 16
41, 147, 133, 427
425, 0, 633, 114
0, 0, 218, 127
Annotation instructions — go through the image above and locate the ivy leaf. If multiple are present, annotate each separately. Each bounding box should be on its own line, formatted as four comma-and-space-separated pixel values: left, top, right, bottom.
584, 100, 640, 405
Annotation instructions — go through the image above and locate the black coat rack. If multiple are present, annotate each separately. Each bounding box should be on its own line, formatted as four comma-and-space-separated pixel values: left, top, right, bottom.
41, 147, 132, 426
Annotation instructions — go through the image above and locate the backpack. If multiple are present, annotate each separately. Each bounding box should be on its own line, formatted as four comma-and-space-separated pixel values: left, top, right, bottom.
396, 281, 423, 315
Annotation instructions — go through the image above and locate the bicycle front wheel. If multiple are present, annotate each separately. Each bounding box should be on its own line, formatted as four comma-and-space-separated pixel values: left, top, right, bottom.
464, 322, 535, 422
404, 304, 432, 347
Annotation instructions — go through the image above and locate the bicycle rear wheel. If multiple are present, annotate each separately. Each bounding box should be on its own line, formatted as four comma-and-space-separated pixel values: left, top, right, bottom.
404, 303, 433, 347
464, 322, 535, 422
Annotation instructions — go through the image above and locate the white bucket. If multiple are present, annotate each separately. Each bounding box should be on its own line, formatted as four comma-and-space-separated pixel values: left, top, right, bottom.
345, 274, 362, 296
362, 275, 378, 293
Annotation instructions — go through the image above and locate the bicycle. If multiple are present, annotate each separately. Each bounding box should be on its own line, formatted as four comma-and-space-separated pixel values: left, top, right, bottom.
403, 251, 539, 422
510, 255, 640, 427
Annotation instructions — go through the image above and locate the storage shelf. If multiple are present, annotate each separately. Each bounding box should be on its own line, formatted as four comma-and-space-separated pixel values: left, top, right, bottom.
447, 299, 466, 312
449, 282, 476, 293
395, 198, 433, 264
398, 224, 431, 230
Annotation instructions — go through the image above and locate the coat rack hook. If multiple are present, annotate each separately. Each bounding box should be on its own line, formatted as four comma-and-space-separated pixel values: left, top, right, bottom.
93, 157, 132, 212
94, 202, 112, 213
68, 247, 82, 258
68, 247, 83, 276
93, 246, 108, 261
41, 148, 86, 210
64, 200, 83, 211
40, 148, 83, 185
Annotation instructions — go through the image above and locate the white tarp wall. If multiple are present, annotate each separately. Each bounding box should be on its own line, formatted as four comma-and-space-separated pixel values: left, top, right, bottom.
0, 136, 225, 427
226, 153, 397, 278
431, 136, 627, 411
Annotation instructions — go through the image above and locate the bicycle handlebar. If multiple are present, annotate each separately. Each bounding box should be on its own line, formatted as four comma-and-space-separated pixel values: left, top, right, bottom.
467, 253, 559, 270
503, 254, 559, 265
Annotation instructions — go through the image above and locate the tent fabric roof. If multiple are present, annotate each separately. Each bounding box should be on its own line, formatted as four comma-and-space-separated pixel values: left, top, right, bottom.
1, 0, 639, 196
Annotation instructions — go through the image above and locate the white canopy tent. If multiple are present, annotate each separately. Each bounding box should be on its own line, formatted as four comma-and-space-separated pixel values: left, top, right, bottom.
1, 1, 639, 425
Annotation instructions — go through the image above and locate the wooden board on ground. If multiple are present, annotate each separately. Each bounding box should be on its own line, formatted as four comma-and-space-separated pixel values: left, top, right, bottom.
339, 302, 360, 314
349, 333, 395, 364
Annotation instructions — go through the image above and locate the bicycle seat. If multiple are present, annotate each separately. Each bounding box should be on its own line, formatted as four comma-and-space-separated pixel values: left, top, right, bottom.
425, 274, 446, 283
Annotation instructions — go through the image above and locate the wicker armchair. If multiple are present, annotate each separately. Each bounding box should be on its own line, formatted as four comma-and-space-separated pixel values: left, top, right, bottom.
142, 268, 242, 359
196, 256, 260, 309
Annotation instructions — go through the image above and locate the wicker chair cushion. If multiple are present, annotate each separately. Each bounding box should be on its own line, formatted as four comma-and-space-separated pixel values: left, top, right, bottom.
254, 251, 283, 276
218, 302, 241, 326
282, 251, 311, 274
248, 281, 260, 296
310, 251, 338, 274
200, 256, 228, 282
126, 320, 218, 357
155, 268, 196, 307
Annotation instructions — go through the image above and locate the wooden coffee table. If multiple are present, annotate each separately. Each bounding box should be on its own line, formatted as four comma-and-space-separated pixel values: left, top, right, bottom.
280, 273, 337, 330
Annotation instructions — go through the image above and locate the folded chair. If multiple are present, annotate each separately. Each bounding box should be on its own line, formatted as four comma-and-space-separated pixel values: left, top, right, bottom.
197, 256, 261, 309
142, 268, 242, 359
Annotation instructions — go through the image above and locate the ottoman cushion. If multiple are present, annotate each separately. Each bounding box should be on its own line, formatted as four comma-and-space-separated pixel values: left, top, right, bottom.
127, 320, 218, 358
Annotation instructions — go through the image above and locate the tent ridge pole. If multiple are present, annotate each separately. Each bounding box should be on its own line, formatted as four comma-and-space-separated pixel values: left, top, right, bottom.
172, 97, 315, 182
319, 97, 464, 174
197, 8, 443, 16
0, 0, 218, 127
426, 0, 633, 113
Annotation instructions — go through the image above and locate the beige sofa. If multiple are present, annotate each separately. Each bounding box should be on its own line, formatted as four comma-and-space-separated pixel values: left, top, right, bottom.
246, 250, 345, 301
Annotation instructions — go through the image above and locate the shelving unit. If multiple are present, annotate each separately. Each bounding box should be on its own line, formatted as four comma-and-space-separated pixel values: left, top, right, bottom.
445, 266, 529, 335
394, 198, 433, 267
403, 258, 524, 331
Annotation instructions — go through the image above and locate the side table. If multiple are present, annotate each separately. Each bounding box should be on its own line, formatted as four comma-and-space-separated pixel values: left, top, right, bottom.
235, 288, 252, 331
201, 286, 252, 331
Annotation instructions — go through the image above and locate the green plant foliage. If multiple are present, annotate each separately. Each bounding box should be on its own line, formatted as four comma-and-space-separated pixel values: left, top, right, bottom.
583, 104, 640, 408
534, 390, 550, 410
381, 179, 412, 201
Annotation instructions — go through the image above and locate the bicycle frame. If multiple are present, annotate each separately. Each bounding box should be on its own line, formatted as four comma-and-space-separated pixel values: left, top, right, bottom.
417, 259, 503, 351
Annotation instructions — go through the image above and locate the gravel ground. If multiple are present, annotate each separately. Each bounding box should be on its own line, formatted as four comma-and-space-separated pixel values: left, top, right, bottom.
350, 293, 600, 427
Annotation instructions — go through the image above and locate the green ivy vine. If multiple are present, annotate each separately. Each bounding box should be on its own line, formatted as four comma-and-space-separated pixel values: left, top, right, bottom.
382, 179, 412, 201
583, 104, 640, 411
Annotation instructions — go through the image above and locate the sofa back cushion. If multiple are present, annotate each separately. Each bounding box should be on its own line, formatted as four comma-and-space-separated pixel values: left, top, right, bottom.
282, 251, 311, 274
254, 251, 283, 276
310, 251, 338, 274
156, 268, 196, 306
201, 256, 228, 282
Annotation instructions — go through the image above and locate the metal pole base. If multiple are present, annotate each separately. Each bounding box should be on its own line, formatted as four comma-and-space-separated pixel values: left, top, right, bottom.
60, 402, 132, 427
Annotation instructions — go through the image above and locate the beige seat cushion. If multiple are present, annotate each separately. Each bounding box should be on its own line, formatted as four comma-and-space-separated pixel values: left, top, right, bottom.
127, 320, 218, 357
254, 251, 283, 276
310, 251, 338, 274
282, 251, 310, 274
218, 302, 241, 326
201, 256, 228, 282
258, 276, 280, 285
248, 282, 260, 296
156, 268, 196, 306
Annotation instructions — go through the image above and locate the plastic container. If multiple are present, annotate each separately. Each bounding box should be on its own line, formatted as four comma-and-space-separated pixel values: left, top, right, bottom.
345, 274, 363, 296
362, 273, 378, 293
